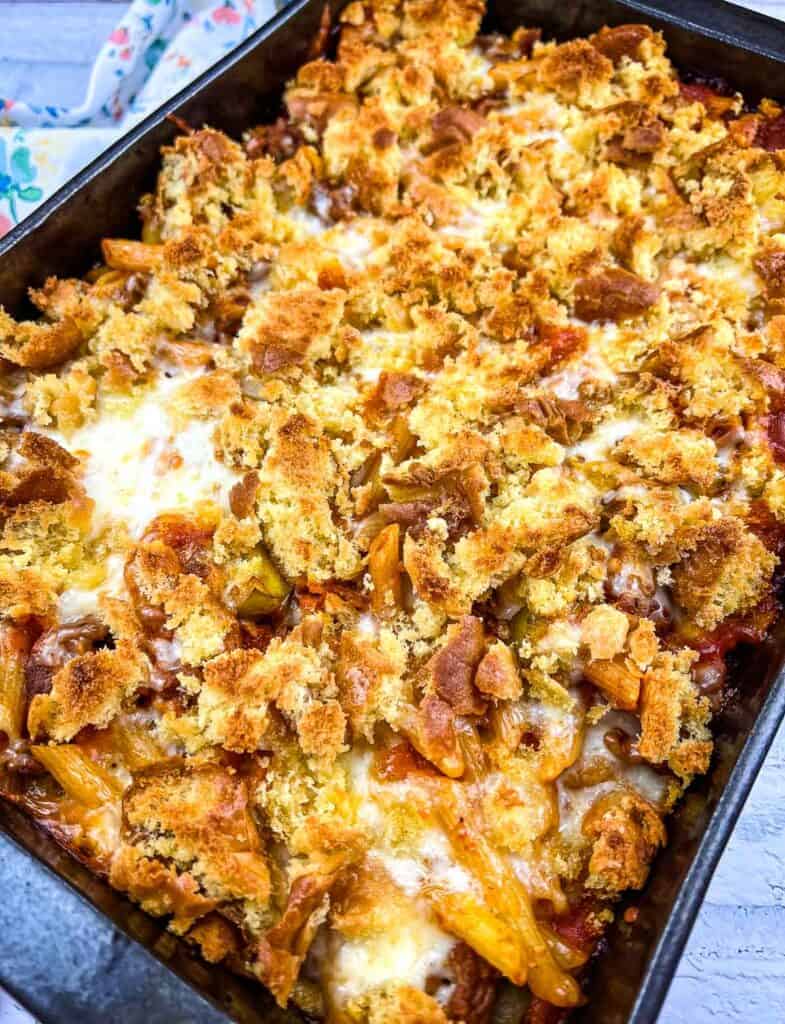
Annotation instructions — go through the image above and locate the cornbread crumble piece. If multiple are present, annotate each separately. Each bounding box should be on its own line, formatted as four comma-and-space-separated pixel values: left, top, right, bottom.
4, 2, 785, 1019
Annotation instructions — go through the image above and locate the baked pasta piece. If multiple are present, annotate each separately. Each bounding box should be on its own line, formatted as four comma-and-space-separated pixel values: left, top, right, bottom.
3, 2, 785, 1020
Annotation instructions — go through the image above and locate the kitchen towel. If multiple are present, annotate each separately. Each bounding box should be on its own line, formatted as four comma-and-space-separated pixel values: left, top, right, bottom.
0, 0, 281, 237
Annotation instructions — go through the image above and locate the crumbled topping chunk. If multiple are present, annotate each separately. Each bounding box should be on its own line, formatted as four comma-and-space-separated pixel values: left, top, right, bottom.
4, 3, 785, 1019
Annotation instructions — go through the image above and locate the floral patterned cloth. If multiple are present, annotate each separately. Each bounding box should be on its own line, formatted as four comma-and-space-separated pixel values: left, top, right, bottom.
0, 0, 282, 237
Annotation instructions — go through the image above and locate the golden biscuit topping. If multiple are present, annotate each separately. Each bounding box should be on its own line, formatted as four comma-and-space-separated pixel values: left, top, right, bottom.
3, 3, 785, 1020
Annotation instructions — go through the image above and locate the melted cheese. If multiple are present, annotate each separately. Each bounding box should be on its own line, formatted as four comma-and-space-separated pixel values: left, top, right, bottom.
557, 714, 669, 845
57, 552, 126, 620
334, 222, 374, 268
347, 749, 476, 895
546, 346, 619, 400
331, 916, 455, 1004
44, 372, 239, 539
569, 415, 644, 461
339, 749, 474, 1001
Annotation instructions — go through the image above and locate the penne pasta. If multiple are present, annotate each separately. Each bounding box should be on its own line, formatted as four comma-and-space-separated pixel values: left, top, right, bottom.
454, 718, 488, 783
368, 523, 402, 615
433, 782, 583, 1007
583, 659, 641, 711
395, 702, 465, 779
425, 886, 528, 985
109, 718, 165, 772
0, 625, 29, 741
101, 238, 164, 272
31, 744, 124, 808
540, 922, 592, 970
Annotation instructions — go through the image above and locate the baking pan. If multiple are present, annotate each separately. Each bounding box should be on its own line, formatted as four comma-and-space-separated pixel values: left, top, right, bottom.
2, 1, 785, 1021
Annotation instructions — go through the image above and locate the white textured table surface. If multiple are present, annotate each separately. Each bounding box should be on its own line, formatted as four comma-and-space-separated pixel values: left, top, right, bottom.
4, 2, 785, 1022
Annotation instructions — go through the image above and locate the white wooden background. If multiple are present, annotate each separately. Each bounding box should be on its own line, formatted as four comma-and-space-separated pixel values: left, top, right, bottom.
4, 1, 785, 1021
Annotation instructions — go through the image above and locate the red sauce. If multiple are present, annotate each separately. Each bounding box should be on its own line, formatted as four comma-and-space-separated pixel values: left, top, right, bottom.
548, 901, 604, 955
525, 999, 571, 1024
678, 79, 736, 118
755, 112, 785, 152
374, 741, 437, 781
686, 591, 778, 708
693, 597, 777, 661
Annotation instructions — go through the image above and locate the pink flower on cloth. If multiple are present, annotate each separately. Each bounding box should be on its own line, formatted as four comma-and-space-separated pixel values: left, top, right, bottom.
0, 213, 12, 238
1, 0, 278, 138
213, 5, 242, 25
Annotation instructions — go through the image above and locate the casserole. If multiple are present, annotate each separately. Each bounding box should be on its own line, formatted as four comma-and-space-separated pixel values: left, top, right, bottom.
3, 1, 785, 1022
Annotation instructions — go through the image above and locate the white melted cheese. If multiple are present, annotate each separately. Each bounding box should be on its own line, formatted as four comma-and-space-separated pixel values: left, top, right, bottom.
695, 258, 761, 298
557, 713, 669, 844
584, 712, 668, 805
331, 918, 455, 1004
716, 427, 745, 468
288, 205, 326, 237
347, 749, 476, 894
546, 345, 619, 400
569, 415, 644, 461
377, 828, 475, 899
57, 552, 126, 620
334, 222, 374, 269
338, 748, 479, 1002
447, 198, 508, 243
43, 372, 239, 540
349, 328, 396, 383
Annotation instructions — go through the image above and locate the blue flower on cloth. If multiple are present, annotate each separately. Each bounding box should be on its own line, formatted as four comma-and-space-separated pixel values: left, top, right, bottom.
0, 0, 282, 236
0, 137, 43, 233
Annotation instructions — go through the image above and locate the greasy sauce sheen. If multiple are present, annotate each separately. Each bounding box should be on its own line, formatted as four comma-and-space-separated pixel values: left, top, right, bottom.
2, 3, 785, 1021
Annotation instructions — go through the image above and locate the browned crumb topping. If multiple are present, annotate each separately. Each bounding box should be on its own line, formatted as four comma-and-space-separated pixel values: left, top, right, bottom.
3, 3, 785, 1021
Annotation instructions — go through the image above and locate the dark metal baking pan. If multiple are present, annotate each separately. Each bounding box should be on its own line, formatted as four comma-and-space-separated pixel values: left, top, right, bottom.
2, 1, 785, 1021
